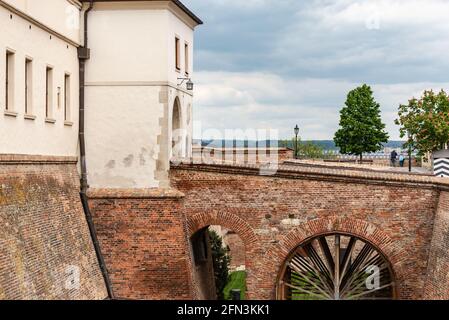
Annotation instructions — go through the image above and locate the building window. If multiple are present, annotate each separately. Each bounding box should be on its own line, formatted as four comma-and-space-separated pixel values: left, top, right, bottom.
185, 42, 189, 75
45, 66, 53, 119
5, 51, 14, 111
64, 74, 70, 121
25, 58, 32, 115
175, 37, 181, 71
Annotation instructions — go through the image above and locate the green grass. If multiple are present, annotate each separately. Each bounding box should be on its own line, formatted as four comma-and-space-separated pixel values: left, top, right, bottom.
223, 271, 247, 300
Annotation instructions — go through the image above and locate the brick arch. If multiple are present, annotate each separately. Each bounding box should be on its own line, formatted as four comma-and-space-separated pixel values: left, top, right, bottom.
186, 211, 259, 247
185, 211, 261, 300
259, 216, 408, 300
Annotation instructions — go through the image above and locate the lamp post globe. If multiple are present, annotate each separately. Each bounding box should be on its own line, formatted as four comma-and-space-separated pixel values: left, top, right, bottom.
294, 125, 299, 136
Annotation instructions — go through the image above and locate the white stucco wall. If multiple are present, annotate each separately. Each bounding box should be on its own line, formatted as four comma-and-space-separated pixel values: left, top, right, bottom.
2, 0, 81, 44
85, 86, 163, 188
85, 1, 198, 189
168, 9, 194, 84
0, 1, 80, 156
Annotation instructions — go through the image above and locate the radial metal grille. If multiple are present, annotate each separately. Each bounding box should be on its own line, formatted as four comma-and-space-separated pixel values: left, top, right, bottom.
277, 233, 395, 300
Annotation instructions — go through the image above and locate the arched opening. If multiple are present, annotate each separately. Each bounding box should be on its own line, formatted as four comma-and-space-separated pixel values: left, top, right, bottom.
276, 233, 396, 300
171, 97, 183, 158
190, 225, 247, 300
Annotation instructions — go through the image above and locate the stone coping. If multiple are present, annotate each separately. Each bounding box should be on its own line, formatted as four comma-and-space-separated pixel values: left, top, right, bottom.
0, 154, 78, 164
283, 159, 430, 175
87, 188, 185, 199
192, 146, 293, 151
171, 158, 449, 189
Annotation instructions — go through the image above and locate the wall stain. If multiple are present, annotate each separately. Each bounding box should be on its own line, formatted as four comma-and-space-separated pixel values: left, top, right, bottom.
123, 155, 134, 167
106, 160, 116, 169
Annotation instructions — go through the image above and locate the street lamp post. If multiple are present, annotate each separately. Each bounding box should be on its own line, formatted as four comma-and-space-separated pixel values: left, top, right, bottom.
408, 132, 412, 173
294, 124, 300, 159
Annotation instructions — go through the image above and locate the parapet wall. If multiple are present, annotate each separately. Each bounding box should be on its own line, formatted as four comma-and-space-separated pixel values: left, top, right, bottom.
424, 190, 449, 299
0, 155, 107, 300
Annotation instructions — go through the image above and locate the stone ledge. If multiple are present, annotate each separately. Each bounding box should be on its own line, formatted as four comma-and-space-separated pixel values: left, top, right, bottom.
87, 188, 185, 199
171, 158, 449, 189
0, 154, 78, 164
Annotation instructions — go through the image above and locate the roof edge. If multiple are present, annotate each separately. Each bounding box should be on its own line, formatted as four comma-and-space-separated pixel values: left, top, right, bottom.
81, 0, 203, 25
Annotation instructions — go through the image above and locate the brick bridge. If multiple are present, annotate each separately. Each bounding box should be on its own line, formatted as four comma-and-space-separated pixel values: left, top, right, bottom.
88, 160, 449, 300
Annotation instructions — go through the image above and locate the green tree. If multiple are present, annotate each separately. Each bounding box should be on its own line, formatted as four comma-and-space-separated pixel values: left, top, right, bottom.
395, 90, 449, 157
279, 139, 324, 159
299, 141, 324, 159
334, 84, 389, 161
209, 230, 230, 300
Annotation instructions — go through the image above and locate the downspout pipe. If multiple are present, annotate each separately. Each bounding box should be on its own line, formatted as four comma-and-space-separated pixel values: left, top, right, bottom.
78, 0, 115, 299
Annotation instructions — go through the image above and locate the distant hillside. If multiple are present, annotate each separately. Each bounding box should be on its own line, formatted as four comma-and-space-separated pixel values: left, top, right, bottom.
194, 139, 405, 151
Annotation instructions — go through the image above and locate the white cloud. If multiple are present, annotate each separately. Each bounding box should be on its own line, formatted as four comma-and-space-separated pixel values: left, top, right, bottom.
185, 0, 449, 140
194, 71, 449, 140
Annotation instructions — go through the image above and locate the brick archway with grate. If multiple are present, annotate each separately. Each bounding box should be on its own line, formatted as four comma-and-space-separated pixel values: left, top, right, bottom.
262, 216, 406, 300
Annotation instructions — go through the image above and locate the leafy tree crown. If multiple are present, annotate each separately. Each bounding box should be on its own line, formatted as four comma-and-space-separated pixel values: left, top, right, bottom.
395, 89, 449, 156
334, 84, 389, 157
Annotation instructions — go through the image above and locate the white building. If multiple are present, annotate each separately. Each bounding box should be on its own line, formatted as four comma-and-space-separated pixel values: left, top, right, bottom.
0, 0, 202, 188
0, 0, 81, 156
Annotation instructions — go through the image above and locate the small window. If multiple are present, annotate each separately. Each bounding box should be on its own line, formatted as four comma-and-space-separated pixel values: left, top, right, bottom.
184, 42, 189, 75
45, 66, 53, 119
175, 37, 181, 71
25, 58, 32, 114
64, 74, 70, 121
5, 51, 15, 110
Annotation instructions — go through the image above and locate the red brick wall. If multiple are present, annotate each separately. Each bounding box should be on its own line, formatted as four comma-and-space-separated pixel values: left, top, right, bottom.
0, 155, 107, 300
86, 161, 448, 300
88, 189, 195, 300
192, 147, 293, 164
223, 231, 246, 271
423, 191, 449, 299
170, 163, 440, 300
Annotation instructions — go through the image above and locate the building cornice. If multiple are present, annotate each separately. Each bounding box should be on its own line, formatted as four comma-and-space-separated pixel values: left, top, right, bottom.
67, 0, 83, 9
0, 154, 78, 165
85, 81, 194, 96
81, 0, 202, 29
0, 0, 81, 47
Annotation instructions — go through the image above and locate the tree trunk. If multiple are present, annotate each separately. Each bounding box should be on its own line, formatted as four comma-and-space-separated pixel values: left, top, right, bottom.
359, 154, 363, 164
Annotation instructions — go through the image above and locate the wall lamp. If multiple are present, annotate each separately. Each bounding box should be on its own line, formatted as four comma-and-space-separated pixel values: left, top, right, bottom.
177, 77, 194, 91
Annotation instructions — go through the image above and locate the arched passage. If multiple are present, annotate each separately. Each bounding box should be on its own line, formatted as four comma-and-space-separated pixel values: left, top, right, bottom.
171, 97, 183, 158
186, 212, 260, 300
260, 216, 406, 300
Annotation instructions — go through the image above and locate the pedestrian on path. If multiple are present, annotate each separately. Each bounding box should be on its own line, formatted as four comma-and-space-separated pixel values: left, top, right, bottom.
399, 154, 405, 167
390, 150, 398, 167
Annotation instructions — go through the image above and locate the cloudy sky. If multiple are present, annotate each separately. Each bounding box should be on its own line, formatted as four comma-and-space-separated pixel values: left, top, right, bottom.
184, 0, 449, 140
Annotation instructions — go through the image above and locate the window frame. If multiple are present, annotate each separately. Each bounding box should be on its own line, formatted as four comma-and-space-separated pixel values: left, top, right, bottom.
175, 36, 181, 72
25, 57, 33, 115
184, 42, 189, 76
45, 65, 54, 121
5, 50, 15, 112
64, 73, 71, 122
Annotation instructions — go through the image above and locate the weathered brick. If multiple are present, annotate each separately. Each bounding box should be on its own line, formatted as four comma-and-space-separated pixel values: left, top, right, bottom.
0, 156, 107, 300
